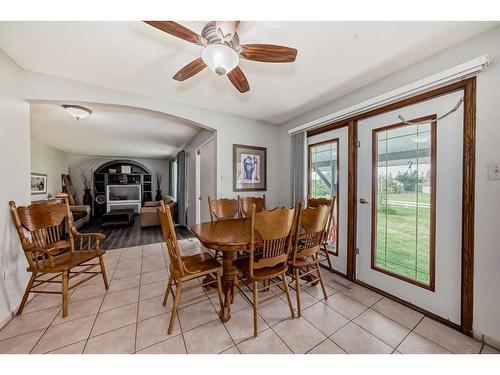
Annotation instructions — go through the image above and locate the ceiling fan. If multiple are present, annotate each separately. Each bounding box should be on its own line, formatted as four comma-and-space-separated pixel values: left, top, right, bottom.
144, 21, 298, 93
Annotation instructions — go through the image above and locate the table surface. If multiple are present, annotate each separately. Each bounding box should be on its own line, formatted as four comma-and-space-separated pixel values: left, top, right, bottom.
190, 218, 252, 250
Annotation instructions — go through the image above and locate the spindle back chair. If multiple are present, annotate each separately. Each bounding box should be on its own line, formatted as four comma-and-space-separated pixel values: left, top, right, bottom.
158, 201, 223, 334
306, 196, 336, 269
9, 193, 107, 318
289, 204, 330, 316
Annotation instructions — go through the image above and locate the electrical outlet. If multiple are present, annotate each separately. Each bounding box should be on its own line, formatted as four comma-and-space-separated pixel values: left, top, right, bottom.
488, 163, 500, 180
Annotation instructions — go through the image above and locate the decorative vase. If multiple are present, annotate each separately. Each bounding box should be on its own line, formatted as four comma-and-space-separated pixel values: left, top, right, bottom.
155, 189, 162, 201
83, 189, 92, 206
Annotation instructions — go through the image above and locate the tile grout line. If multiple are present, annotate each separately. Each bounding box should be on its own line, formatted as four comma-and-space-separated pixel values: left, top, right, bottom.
133, 245, 145, 353
81, 249, 121, 353
204, 281, 238, 352
393, 315, 425, 354
27, 274, 89, 354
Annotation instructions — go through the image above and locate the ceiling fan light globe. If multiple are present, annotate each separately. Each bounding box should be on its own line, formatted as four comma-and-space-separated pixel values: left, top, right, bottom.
201, 44, 239, 76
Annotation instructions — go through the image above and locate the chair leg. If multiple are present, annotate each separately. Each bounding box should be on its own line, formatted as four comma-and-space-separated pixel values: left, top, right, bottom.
282, 272, 295, 319
294, 268, 302, 318
322, 246, 333, 269
215, 272, 224, 309
62, 271, 69, 318
17, 272, 37, 315
315, 262, 329, 301
99, 255, 109, 290
252, 281, 259, 337
163, 275, 173, 306
168, 281, 182, 335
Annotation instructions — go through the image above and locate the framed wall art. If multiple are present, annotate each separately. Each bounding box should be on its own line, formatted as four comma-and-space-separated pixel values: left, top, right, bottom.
31, 173, 47, 195
233, 144, 267, 192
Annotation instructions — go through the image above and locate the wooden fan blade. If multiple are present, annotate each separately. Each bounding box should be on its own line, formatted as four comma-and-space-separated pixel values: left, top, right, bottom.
173, 58, 206, 81
144, 21, 206, 46
239, 44, 297, 63
227, 66, 250, 93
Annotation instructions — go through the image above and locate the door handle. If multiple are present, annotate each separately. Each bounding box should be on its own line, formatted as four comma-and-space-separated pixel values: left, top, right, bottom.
359, 198, 369, 204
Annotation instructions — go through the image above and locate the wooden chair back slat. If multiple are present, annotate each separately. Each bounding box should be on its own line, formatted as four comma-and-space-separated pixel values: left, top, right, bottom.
208, 197, 239, 222
17, 202, 67, 232
291, 205, 330, 263
158, 201, 184, 277
9, 196, 75, 271
249, 205, 297, 276
238, 194, 265, 218
307, 196, 336, 243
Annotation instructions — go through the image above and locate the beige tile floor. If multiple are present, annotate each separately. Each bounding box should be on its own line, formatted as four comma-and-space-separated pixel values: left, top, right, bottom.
0, 238, 496, 354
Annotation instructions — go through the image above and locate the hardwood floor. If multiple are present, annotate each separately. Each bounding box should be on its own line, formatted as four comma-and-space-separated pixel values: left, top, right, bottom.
80, 215, 194, 250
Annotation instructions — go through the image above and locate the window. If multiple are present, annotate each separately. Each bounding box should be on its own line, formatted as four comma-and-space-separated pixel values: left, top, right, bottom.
170, 159, 178, 201
308, 139, 339, 255
372, 119, 435, 289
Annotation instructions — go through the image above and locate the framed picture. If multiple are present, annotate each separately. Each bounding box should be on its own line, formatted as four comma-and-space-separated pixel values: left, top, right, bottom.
121, 165, 131, 174
233, 144, 267, 192
31, 173, 47, 195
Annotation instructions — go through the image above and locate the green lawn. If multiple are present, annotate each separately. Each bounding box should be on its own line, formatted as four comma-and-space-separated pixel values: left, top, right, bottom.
375, 204, 431, 285
386, 193, 430, 204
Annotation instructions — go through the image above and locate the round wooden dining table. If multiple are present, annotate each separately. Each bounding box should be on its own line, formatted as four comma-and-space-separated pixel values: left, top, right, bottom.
190, 218, 252, 323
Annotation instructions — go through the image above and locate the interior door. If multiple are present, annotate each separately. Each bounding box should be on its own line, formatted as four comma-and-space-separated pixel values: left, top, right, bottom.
197, 137, 217, 223
308, 126, 348, 275
356, 90, 464, 323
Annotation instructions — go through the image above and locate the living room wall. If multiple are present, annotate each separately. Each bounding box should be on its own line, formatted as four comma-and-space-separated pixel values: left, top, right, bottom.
0, 50, 31, 328
30, 138, 69, 202
67, 154, 170, 204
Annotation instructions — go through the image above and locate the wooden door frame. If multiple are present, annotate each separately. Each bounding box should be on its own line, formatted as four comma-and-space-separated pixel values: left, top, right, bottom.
308, 77, 476, 335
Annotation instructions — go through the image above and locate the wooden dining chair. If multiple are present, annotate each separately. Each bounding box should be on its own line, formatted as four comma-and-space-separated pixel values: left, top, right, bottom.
288, 204, 330, 317
307, 196, 336, 269
158, 201, 224, 334
238, 194, 266, 218
9, 193, 108, 318
207, 197, 240, 258
234, 204, 297, 336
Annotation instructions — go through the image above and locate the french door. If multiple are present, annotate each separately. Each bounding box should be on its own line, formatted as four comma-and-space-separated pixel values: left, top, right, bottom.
356, 90, 464, 323
308, 126, 348, 275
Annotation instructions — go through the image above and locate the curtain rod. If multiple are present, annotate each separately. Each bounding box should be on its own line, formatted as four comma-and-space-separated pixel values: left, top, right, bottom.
288, 55, 490, 135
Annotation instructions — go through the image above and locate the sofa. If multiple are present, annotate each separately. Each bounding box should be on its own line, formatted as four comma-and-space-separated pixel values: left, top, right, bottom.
140, 196, 176, 227
70, 204, 91, 230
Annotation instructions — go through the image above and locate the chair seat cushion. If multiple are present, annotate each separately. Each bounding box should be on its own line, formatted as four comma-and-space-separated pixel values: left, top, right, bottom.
234, 257, 287, 281
31, 250, 104, 272
181, 252, 222, 274
288, 256, 317, 268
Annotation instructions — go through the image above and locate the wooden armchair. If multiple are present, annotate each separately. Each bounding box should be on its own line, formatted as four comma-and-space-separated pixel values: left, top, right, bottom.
234, 204, 297, 336
288, 204, 330, 316
9, 193, 108, 318
307, 196, 336, 269
238, 194, 266, 218
158, 201, 223, 334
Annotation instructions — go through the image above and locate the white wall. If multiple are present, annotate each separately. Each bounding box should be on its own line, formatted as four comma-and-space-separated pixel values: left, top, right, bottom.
0, 50, 31, 328
279, 26, 500, 345
30, 138, 69, 201
67, 154, 170, 203
182, 129, 216, 226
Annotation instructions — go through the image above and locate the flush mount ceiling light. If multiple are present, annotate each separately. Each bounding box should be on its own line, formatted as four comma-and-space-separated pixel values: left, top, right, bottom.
62, 105, 92, 121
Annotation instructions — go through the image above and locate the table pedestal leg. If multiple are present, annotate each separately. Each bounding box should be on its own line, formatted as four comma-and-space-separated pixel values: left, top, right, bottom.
219, 251, 237, 323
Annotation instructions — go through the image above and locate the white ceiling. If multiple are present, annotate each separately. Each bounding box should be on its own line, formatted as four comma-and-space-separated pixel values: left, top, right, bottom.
0, 21, 497, 124
30, 102, 202, 159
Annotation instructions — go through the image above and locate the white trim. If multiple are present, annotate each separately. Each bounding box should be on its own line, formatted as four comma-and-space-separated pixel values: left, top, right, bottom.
288, 55, 490, 135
